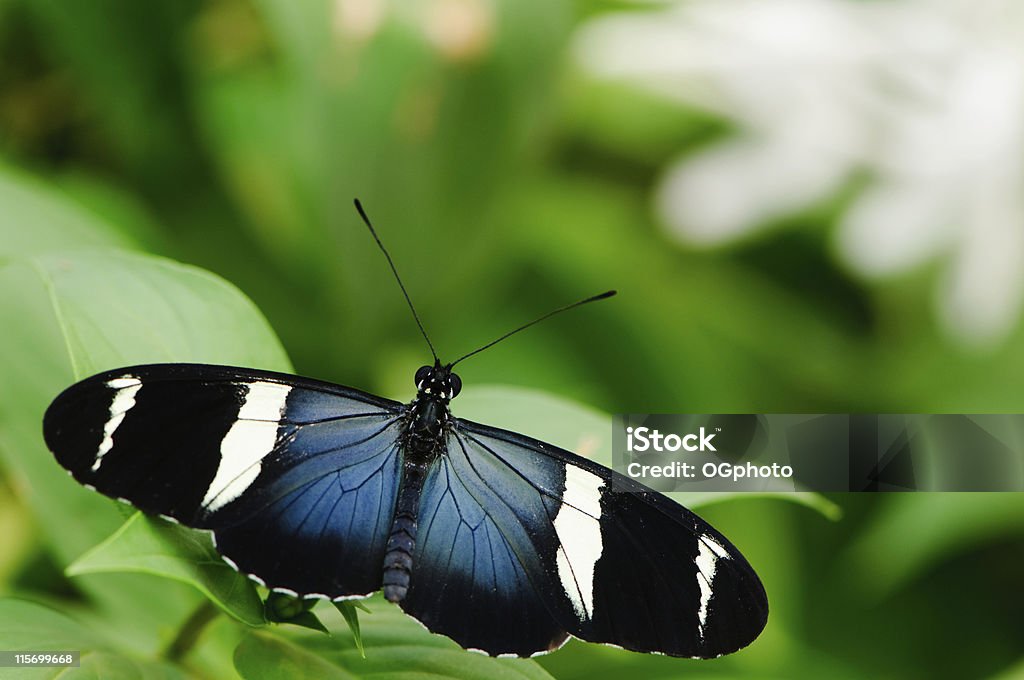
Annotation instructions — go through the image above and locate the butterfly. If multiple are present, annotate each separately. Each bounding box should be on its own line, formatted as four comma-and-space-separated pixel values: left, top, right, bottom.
42, 201, 768, 659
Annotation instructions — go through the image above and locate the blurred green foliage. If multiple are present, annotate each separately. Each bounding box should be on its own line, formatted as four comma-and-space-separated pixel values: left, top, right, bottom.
1, 1, 1023, 679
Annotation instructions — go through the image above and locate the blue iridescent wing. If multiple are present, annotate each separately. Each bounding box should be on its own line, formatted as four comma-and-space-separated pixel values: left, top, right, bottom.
399, 427, 571, 656
400, 417, 769, 658
44, 363, 405, 598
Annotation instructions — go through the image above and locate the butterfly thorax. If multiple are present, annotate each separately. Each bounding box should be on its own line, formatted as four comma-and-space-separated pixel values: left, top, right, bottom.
405, 397, 450, 448
382, 363, 462, 603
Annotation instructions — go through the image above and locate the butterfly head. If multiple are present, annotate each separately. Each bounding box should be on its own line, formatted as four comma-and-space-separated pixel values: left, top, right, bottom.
415, 362, 462, 402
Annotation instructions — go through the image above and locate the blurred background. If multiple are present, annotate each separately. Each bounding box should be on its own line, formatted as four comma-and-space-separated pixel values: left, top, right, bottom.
1, 0, 1024, 678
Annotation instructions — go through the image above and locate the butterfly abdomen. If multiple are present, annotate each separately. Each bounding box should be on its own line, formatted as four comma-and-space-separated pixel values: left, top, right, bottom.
383, 456, 431, 602
383, 400, 448, 603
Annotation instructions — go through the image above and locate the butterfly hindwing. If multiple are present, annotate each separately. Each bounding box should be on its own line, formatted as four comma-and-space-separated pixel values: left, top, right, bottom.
434, 419, 769, 658
399, 430, 572, 656
43, 363, 405, 598
210, 414, 405, 597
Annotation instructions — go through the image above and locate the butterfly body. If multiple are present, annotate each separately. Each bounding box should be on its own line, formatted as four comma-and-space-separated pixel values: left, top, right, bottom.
383, 363, 464, 602
382, 364, 452, 602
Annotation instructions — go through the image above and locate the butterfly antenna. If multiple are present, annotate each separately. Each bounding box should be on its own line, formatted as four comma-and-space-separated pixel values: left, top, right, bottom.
354, 199, 439, 363
451, 290, 616, 367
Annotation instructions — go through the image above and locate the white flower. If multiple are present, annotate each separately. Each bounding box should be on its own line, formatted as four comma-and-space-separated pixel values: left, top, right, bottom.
575, 0, 1024, 346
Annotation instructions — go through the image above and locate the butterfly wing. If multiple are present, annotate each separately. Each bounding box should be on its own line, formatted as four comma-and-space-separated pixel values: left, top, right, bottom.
399, 429, 573, 656
399, 417, 768, 658
43, 363, 406, 598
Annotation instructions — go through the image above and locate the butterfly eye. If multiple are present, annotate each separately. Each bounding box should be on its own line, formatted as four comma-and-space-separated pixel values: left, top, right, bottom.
449, 373, 462, 398
415, 365, 432, 387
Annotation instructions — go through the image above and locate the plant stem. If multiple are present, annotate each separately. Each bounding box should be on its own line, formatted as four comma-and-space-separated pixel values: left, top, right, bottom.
163, 600, 219, 663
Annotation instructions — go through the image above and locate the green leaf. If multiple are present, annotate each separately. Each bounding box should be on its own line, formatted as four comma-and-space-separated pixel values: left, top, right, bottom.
669, 491, 843, 520
235, 633, 354, 680
274, 611, 330, 636
0, 598, 187, 680
67, 513, 265, 626
331, 602, 364, 659
25, 249, 290, 378
234, 596, 553, 680
265, 593, 329, 635
0, 164, 141, 261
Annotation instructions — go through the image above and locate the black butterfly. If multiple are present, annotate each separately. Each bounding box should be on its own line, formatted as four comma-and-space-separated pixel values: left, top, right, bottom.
42, 201, 768, 659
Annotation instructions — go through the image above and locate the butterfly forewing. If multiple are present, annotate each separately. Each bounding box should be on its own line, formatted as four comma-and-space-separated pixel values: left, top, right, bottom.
44, 364, 406, 598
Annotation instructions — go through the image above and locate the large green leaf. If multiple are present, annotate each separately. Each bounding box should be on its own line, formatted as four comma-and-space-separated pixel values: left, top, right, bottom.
0, 164, 140, 260
67, 514, 265, 627
234, 596, 553, 680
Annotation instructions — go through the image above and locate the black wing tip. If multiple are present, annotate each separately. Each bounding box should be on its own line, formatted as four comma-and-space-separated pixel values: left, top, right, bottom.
41, 397, 67, 453
41, 376, 105, 466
